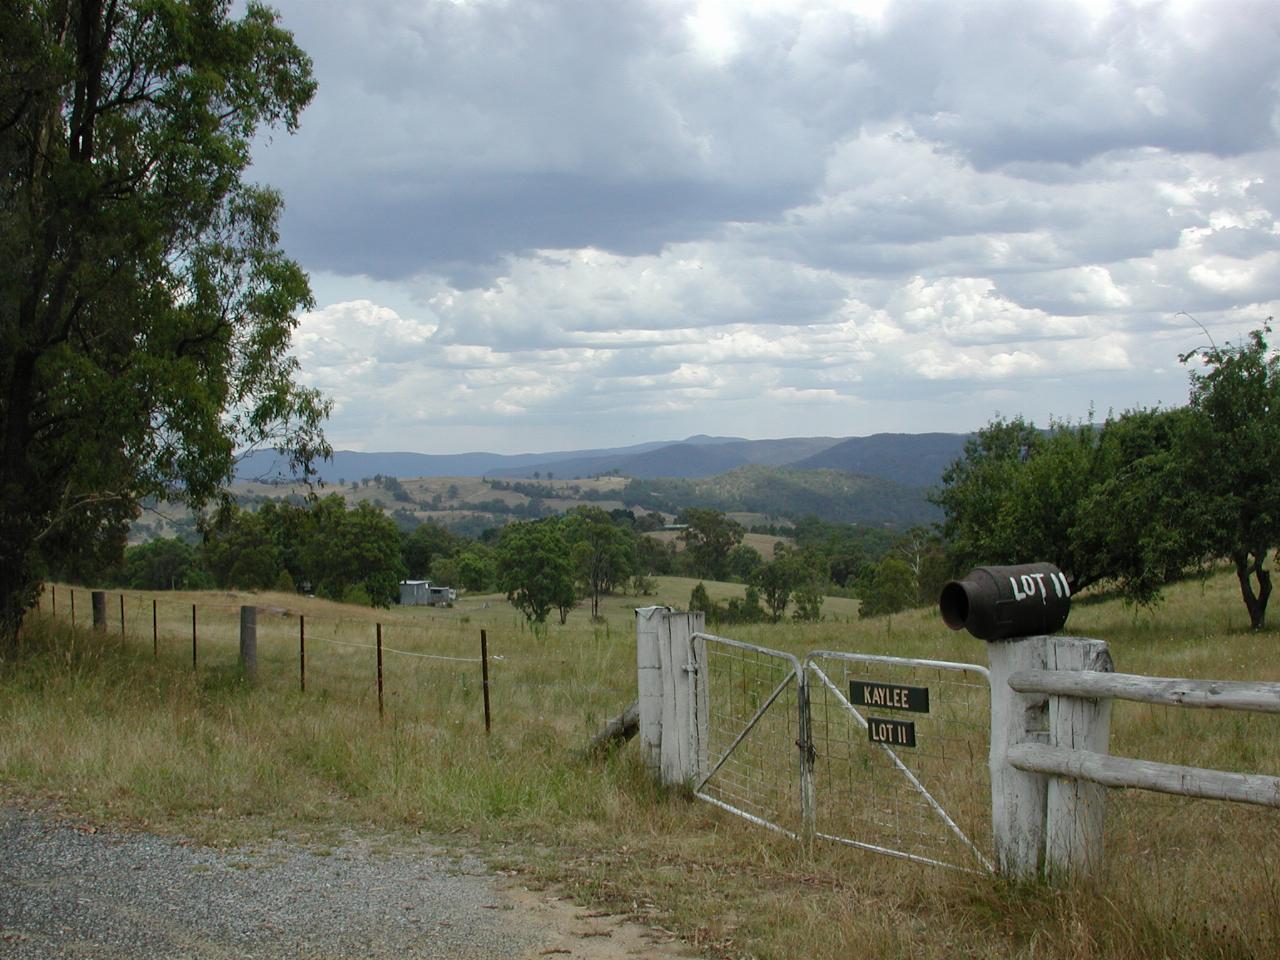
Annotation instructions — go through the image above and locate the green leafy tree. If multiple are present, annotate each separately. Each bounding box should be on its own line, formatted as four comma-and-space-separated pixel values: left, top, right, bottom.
751, 550, 808, 622
858, 556, 915, 618
678, 508, 744, 580
689, 582, 714, 617
635, 534, 675, 575
452, 546, 497, 593
1071, 407, 1208, 606
200, 508, 282, 591
122, 537, 202, 590
935, 417, 1101, 591
1180, 324, 1280, 629
0, 1, 327, 649
726, 543, 763, 582
564, 507, 636, 619
791, 577, 825, 622
302, 500, 406, 607
496, 519, 575, 624
401, 521, 461, 579
724, 585, 768, 624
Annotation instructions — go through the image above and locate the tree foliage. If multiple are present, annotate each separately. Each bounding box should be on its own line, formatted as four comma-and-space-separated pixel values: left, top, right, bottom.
678, 508, 744, 580
495, 519, 576, 624
123, 536, 204, 590
1180, 324, 1280, 629
199, 496, 405, 606
0, 1, 328, 649
934, 323, 1279, 628
858, 556, 915, 619
934, 417, 1101, 592
563, 506, 636, 619
1071, 407, 1207, 606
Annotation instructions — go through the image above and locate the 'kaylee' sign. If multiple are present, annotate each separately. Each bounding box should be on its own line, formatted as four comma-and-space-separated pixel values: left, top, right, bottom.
850, 681, 930, 714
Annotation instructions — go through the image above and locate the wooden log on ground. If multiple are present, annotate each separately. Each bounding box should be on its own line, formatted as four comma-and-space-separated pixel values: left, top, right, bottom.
580, 700, 640, 758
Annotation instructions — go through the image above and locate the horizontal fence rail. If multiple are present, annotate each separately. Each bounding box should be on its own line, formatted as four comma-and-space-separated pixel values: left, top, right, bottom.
1008, 743, 1280, 808
1008, 669, 1280, 714
1008, 667, 1280, 811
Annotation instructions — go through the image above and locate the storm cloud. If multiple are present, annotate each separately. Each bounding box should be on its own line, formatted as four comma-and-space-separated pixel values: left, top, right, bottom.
249, 0, 1280, 454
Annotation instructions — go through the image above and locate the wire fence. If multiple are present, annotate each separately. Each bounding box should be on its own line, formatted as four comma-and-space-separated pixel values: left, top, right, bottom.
36, 584, 634, 740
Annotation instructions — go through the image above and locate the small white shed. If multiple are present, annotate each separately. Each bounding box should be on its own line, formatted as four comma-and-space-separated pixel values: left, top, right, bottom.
399, 580, 457, 606
399, 580, 431, 605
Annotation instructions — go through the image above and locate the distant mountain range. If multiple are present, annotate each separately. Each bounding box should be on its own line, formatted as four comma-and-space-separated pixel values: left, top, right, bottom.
236, 432, 971, 490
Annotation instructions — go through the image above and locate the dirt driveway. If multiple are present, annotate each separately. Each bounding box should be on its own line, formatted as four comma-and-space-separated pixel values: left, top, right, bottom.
0, 805, 695, 960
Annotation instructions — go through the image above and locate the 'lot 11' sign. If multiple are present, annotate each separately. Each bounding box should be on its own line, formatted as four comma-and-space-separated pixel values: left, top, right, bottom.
851, 681, 930, 749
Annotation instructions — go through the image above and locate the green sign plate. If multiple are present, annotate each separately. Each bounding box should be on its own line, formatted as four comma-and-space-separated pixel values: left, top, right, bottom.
849, 681, 930, 714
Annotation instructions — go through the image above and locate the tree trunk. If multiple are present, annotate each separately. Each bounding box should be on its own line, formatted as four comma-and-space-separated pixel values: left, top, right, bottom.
1233, 550, 1271, 631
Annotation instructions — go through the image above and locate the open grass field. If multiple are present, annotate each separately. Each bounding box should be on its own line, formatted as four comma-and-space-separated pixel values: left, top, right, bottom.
2, 569, 1278, 959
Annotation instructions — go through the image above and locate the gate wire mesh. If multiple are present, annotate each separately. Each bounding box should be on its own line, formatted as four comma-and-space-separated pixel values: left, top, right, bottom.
694, 634, 805, 838
805, 652, 993, 871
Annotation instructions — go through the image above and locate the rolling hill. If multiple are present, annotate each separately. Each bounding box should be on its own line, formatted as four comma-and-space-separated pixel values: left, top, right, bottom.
236, 432, 966, 488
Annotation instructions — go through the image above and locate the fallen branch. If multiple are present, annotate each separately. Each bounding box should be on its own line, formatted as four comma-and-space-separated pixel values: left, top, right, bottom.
579, 699, 639, 758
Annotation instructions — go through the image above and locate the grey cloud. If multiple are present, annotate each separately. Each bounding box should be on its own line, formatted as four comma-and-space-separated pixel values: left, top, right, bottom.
255, 0, 1280, 287
1198, 226, 1280, 260
278, 170, 801, 285
886, 0, 1280, 169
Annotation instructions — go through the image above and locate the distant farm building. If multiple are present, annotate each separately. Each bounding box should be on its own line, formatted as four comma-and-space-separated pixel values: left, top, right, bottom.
399, 580, 457, 606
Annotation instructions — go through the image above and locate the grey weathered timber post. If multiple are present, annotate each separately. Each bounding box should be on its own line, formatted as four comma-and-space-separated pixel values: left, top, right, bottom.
636, 606, 707, 786
238, 605, 258, 683
986, 634, 1050, 879
1044, 636, 1113, 879
91, 591, 107, 632
659, 609, 705, 786
636, 606, 667, 775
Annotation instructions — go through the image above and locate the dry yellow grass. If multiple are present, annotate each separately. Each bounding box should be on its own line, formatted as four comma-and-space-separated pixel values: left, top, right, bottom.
4, 568, 1279, 960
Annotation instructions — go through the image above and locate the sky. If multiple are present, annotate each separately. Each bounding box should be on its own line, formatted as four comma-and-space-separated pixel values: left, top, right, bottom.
246, 0, 1280, 456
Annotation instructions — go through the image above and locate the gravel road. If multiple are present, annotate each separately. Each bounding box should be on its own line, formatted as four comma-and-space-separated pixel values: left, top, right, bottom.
0, 805, 688, 960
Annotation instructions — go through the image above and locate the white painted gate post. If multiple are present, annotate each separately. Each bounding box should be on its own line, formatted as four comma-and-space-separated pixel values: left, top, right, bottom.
636, 606, 667, 776
986, 634, 1050, 879
636, 606, 706, 787
1044, 636, 1113, 879
658, 609, 705, 786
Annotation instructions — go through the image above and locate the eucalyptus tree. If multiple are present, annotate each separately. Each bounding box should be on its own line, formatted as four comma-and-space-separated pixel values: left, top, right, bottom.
0, 1, 327, 650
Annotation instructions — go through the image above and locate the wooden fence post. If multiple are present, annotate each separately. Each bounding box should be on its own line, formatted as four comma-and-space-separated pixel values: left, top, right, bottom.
239, 605, 258, 683
658, 609, 705, 786
91, 590, 107, 633
986, 634, 1050, 879
636, 606, 666, 776
480, 628, 492, 734
1044, 636, 1113, 879
376, 623, 384, 720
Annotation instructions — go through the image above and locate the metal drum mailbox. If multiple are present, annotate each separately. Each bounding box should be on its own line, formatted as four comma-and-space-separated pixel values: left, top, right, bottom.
939, 563, 1071, 641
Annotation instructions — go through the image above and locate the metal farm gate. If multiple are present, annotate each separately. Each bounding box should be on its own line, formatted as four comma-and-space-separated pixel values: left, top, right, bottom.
693, 632, 994, 872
